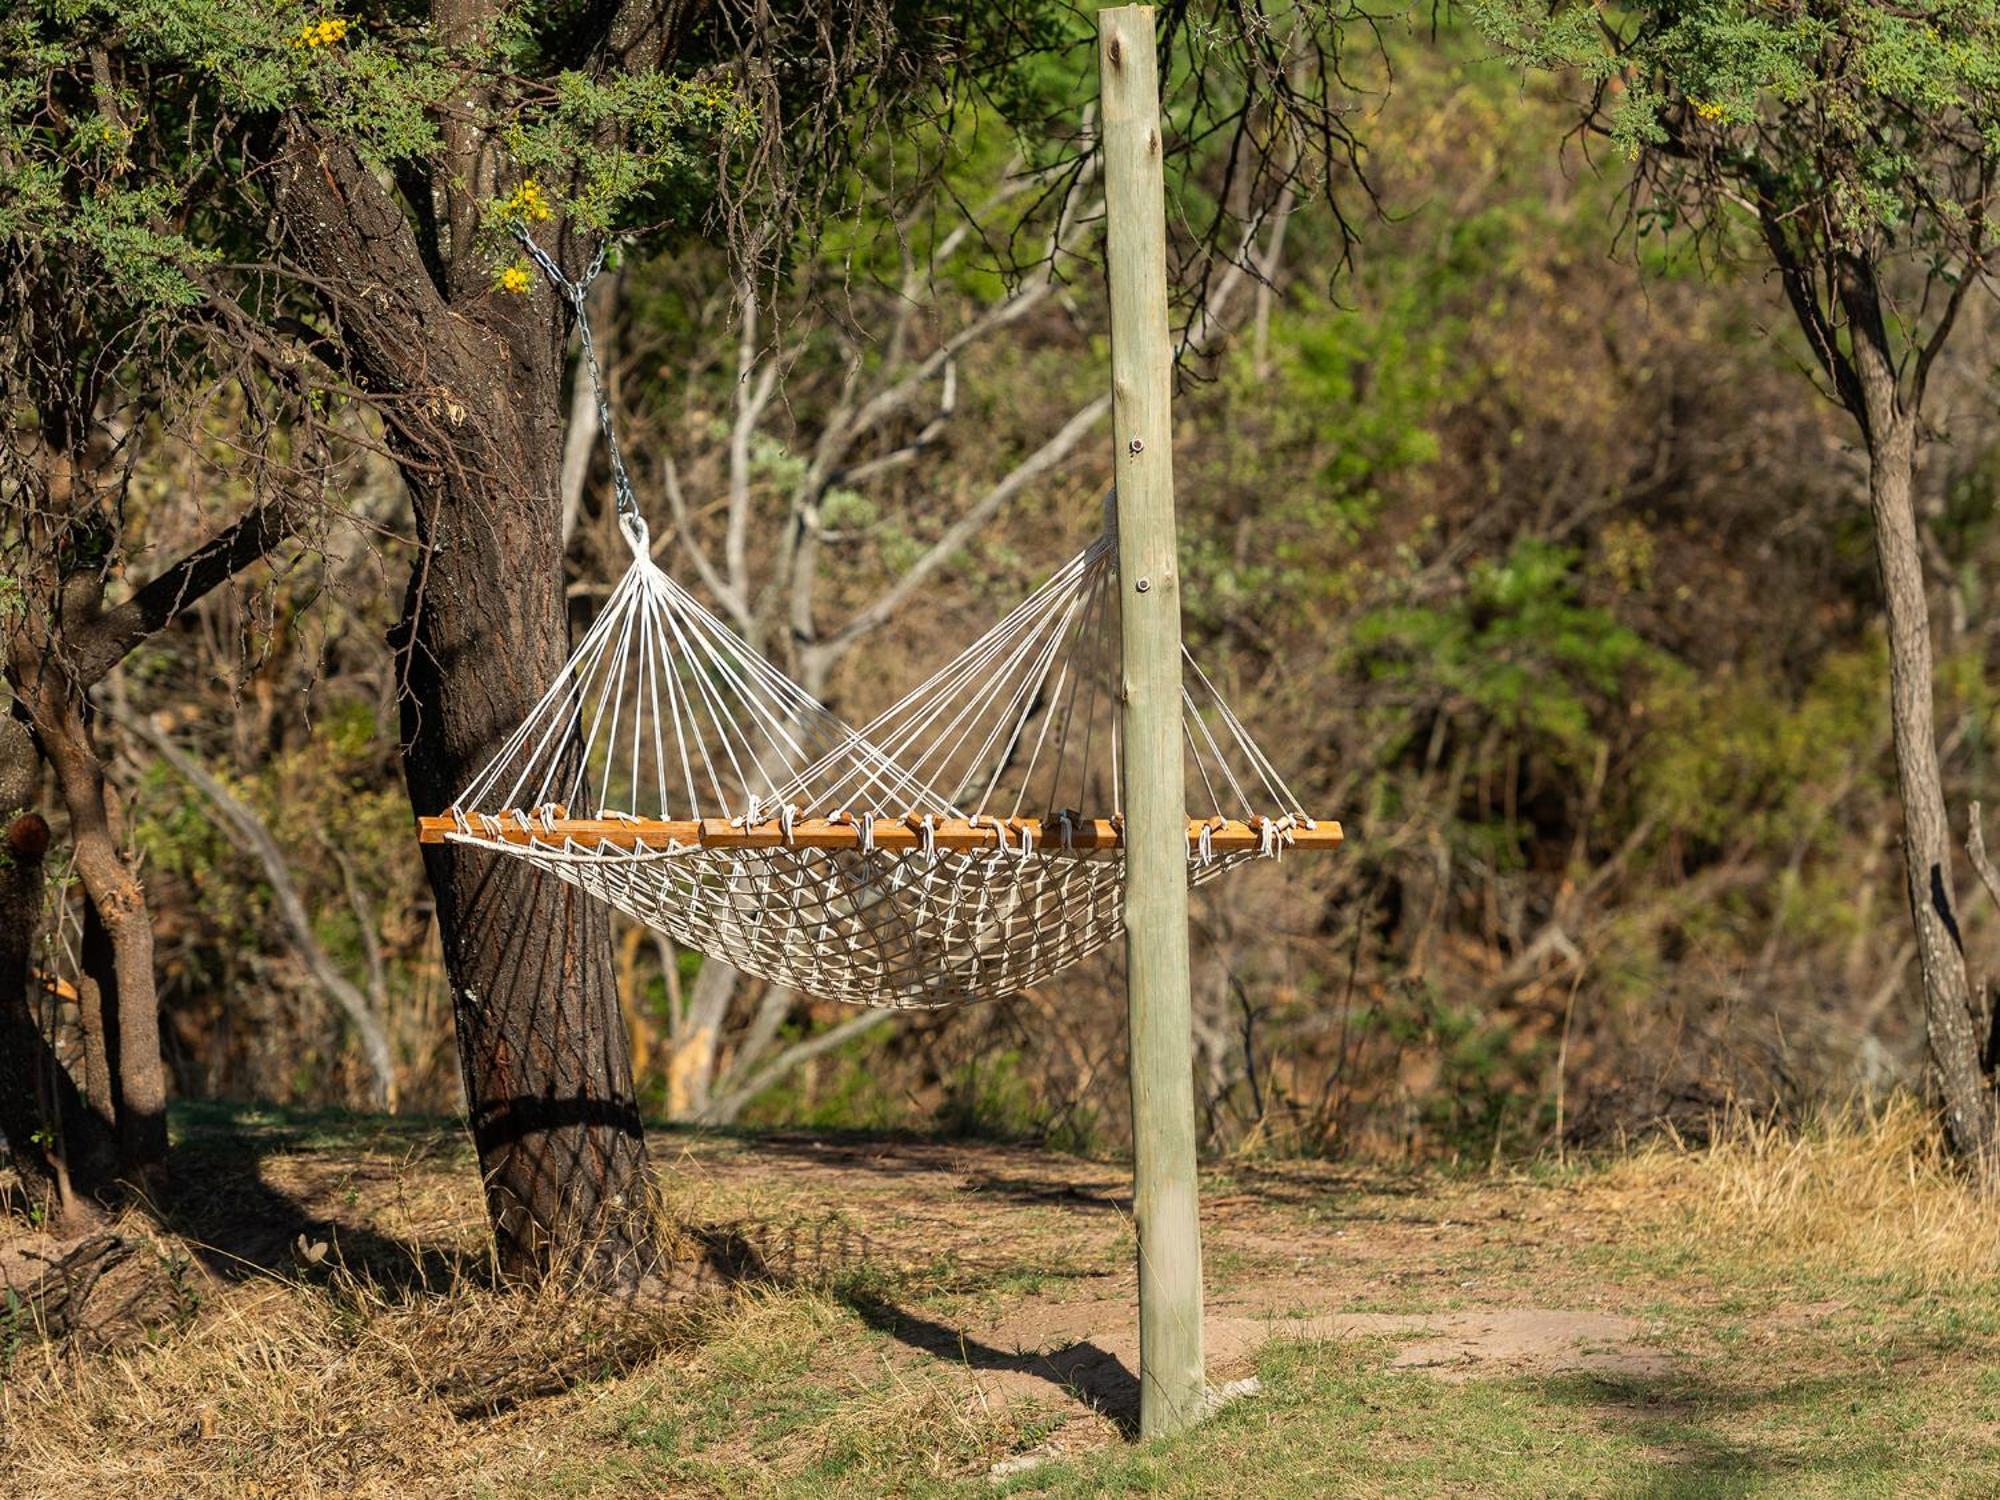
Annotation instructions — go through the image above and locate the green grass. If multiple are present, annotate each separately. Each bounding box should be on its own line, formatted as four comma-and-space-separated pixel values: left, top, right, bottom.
535, 1312, 2000, 1498
1025, 1340, 1995, 1497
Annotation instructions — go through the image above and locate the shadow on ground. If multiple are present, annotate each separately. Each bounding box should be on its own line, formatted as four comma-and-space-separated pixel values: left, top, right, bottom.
844, 1293, 1142, 1436
1526, 1369, 1909, 1499
161, 1103, 484, 1289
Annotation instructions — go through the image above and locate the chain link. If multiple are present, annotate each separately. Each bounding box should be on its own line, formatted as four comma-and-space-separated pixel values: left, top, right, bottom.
514, 227, 641, 534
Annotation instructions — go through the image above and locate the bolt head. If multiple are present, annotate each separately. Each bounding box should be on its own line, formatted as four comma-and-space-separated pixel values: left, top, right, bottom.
1135, 578, 1151, 593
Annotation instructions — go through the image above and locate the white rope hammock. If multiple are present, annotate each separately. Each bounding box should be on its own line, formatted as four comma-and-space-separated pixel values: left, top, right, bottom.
417, 235, 1341, 1009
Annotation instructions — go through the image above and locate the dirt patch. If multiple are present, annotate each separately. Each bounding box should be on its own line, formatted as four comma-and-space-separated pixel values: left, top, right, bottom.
2, 1122, 1696, 1492
661, 1133, 1673, 1426
1316, 1308, 1668, 1381
871, 1300, 1668, 1428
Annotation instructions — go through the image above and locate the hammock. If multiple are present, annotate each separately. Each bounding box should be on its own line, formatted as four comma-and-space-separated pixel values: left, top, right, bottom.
416, 237, 1341, 1008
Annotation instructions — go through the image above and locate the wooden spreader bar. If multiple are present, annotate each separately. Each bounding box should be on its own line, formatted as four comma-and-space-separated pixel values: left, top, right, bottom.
417, 812, 1343, 854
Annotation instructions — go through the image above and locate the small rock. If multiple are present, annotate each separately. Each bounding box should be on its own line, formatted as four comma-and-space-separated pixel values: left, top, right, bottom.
1207, 1375, 1262, 1412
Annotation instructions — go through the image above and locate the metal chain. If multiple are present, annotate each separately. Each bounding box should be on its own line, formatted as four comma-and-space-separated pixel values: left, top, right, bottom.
514, 227, 647, 551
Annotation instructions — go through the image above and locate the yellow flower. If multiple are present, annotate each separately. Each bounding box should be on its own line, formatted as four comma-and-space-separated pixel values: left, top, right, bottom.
1692, 98, 1726, 122
292, 17, 349, 48
496, 263, 534, 295
502, 179, 554, 223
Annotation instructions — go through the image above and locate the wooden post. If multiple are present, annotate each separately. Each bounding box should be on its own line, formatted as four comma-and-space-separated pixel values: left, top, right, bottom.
1100, 4, 1206, 1439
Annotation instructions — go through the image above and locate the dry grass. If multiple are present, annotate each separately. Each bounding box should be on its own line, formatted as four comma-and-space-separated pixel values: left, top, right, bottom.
1593, 1094, 2000, 1289
0, 1232, 717, 1498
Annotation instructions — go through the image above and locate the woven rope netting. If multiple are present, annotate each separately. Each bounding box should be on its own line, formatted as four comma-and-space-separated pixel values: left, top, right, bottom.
426, 235, 1336, 1009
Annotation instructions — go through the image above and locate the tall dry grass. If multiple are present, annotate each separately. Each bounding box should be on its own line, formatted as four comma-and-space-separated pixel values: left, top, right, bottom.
1599, 1093, 2000, 1288
0, 1237, 715, 1499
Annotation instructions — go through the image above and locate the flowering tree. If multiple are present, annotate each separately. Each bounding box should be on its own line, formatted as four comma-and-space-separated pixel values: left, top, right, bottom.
1473, 0, 2000, 1167
3, 0, 1362, 1279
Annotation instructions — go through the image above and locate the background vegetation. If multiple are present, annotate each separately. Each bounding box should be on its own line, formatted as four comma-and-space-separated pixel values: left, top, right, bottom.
9, 9, 2000, 1167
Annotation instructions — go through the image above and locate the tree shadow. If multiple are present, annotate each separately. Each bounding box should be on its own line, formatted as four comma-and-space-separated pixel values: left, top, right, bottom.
159, 1104, 484, 1292
672, 1194, 1139, 1432
844, 1293, 1142, 1436
1526, 1369, 1912, 1497
158, 1104, 776, 1299
717, 1126, 1435, 1222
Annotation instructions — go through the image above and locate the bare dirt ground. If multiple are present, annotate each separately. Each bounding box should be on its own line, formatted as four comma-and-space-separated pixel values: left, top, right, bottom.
664, 1132, 1675, 1422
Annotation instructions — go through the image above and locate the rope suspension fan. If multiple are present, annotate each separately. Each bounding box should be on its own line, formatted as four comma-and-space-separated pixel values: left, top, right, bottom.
418, 233, 1342, 1008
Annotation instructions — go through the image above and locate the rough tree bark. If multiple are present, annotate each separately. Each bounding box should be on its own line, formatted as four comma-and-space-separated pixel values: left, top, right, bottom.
0, 717, 62, 1204
3, 373, 320, 1193
269, 128, 654, 1288
32, 691, 168, 1181
0, 711, 119, 1222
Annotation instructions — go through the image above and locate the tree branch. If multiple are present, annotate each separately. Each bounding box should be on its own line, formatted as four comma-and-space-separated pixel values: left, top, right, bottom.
72, 489, 309, 686
808, 392, 1113, 670
700, 1006, 898, 1125
123, 714, 396, 1110
1912, 248, 1982, 412
1967, 802, 2000, 918
1752, 194, 1867, 431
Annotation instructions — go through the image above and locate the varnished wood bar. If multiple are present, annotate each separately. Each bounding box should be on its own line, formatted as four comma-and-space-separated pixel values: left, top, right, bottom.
416, 811, 1343, 854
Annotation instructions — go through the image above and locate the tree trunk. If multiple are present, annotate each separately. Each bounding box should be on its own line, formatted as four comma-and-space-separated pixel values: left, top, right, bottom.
0, 716, 115, 1222
1865, 412, 1997, 1168
396, 345, 655, 1289
23, 684, 169, 1186
73, 902, 120, 1129
0, 717, 60, 1203
407, 496, 656, 1285
409, 442, 656, 1282
268, 128, 655, 1287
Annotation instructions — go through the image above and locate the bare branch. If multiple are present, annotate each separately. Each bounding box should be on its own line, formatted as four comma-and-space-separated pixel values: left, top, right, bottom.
560, 277, 618, 547
808, 392, 1113, 670
1912, 256, 1983, 412
123, 714, 395, 1110
725, 282, 784, 614
700, 1006, 898, 1125
1967, 802, 2000, 918
661, 451, 746, 626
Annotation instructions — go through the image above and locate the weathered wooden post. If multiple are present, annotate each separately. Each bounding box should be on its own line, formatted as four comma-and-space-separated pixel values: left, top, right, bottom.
1100, 3, 1206, 1439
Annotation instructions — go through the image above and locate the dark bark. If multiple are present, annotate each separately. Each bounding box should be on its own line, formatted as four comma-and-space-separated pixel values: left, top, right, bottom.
0, 717, 114, 1220
0, 810, 61, 1202
70, 490, 307, 686
50, 719, 168, 1183
9, 581, 170, 1187
76, 899, 123, 1129
404, 439, 653, 1286
270, 125, 655, 1289
0, 719, 58, 1199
